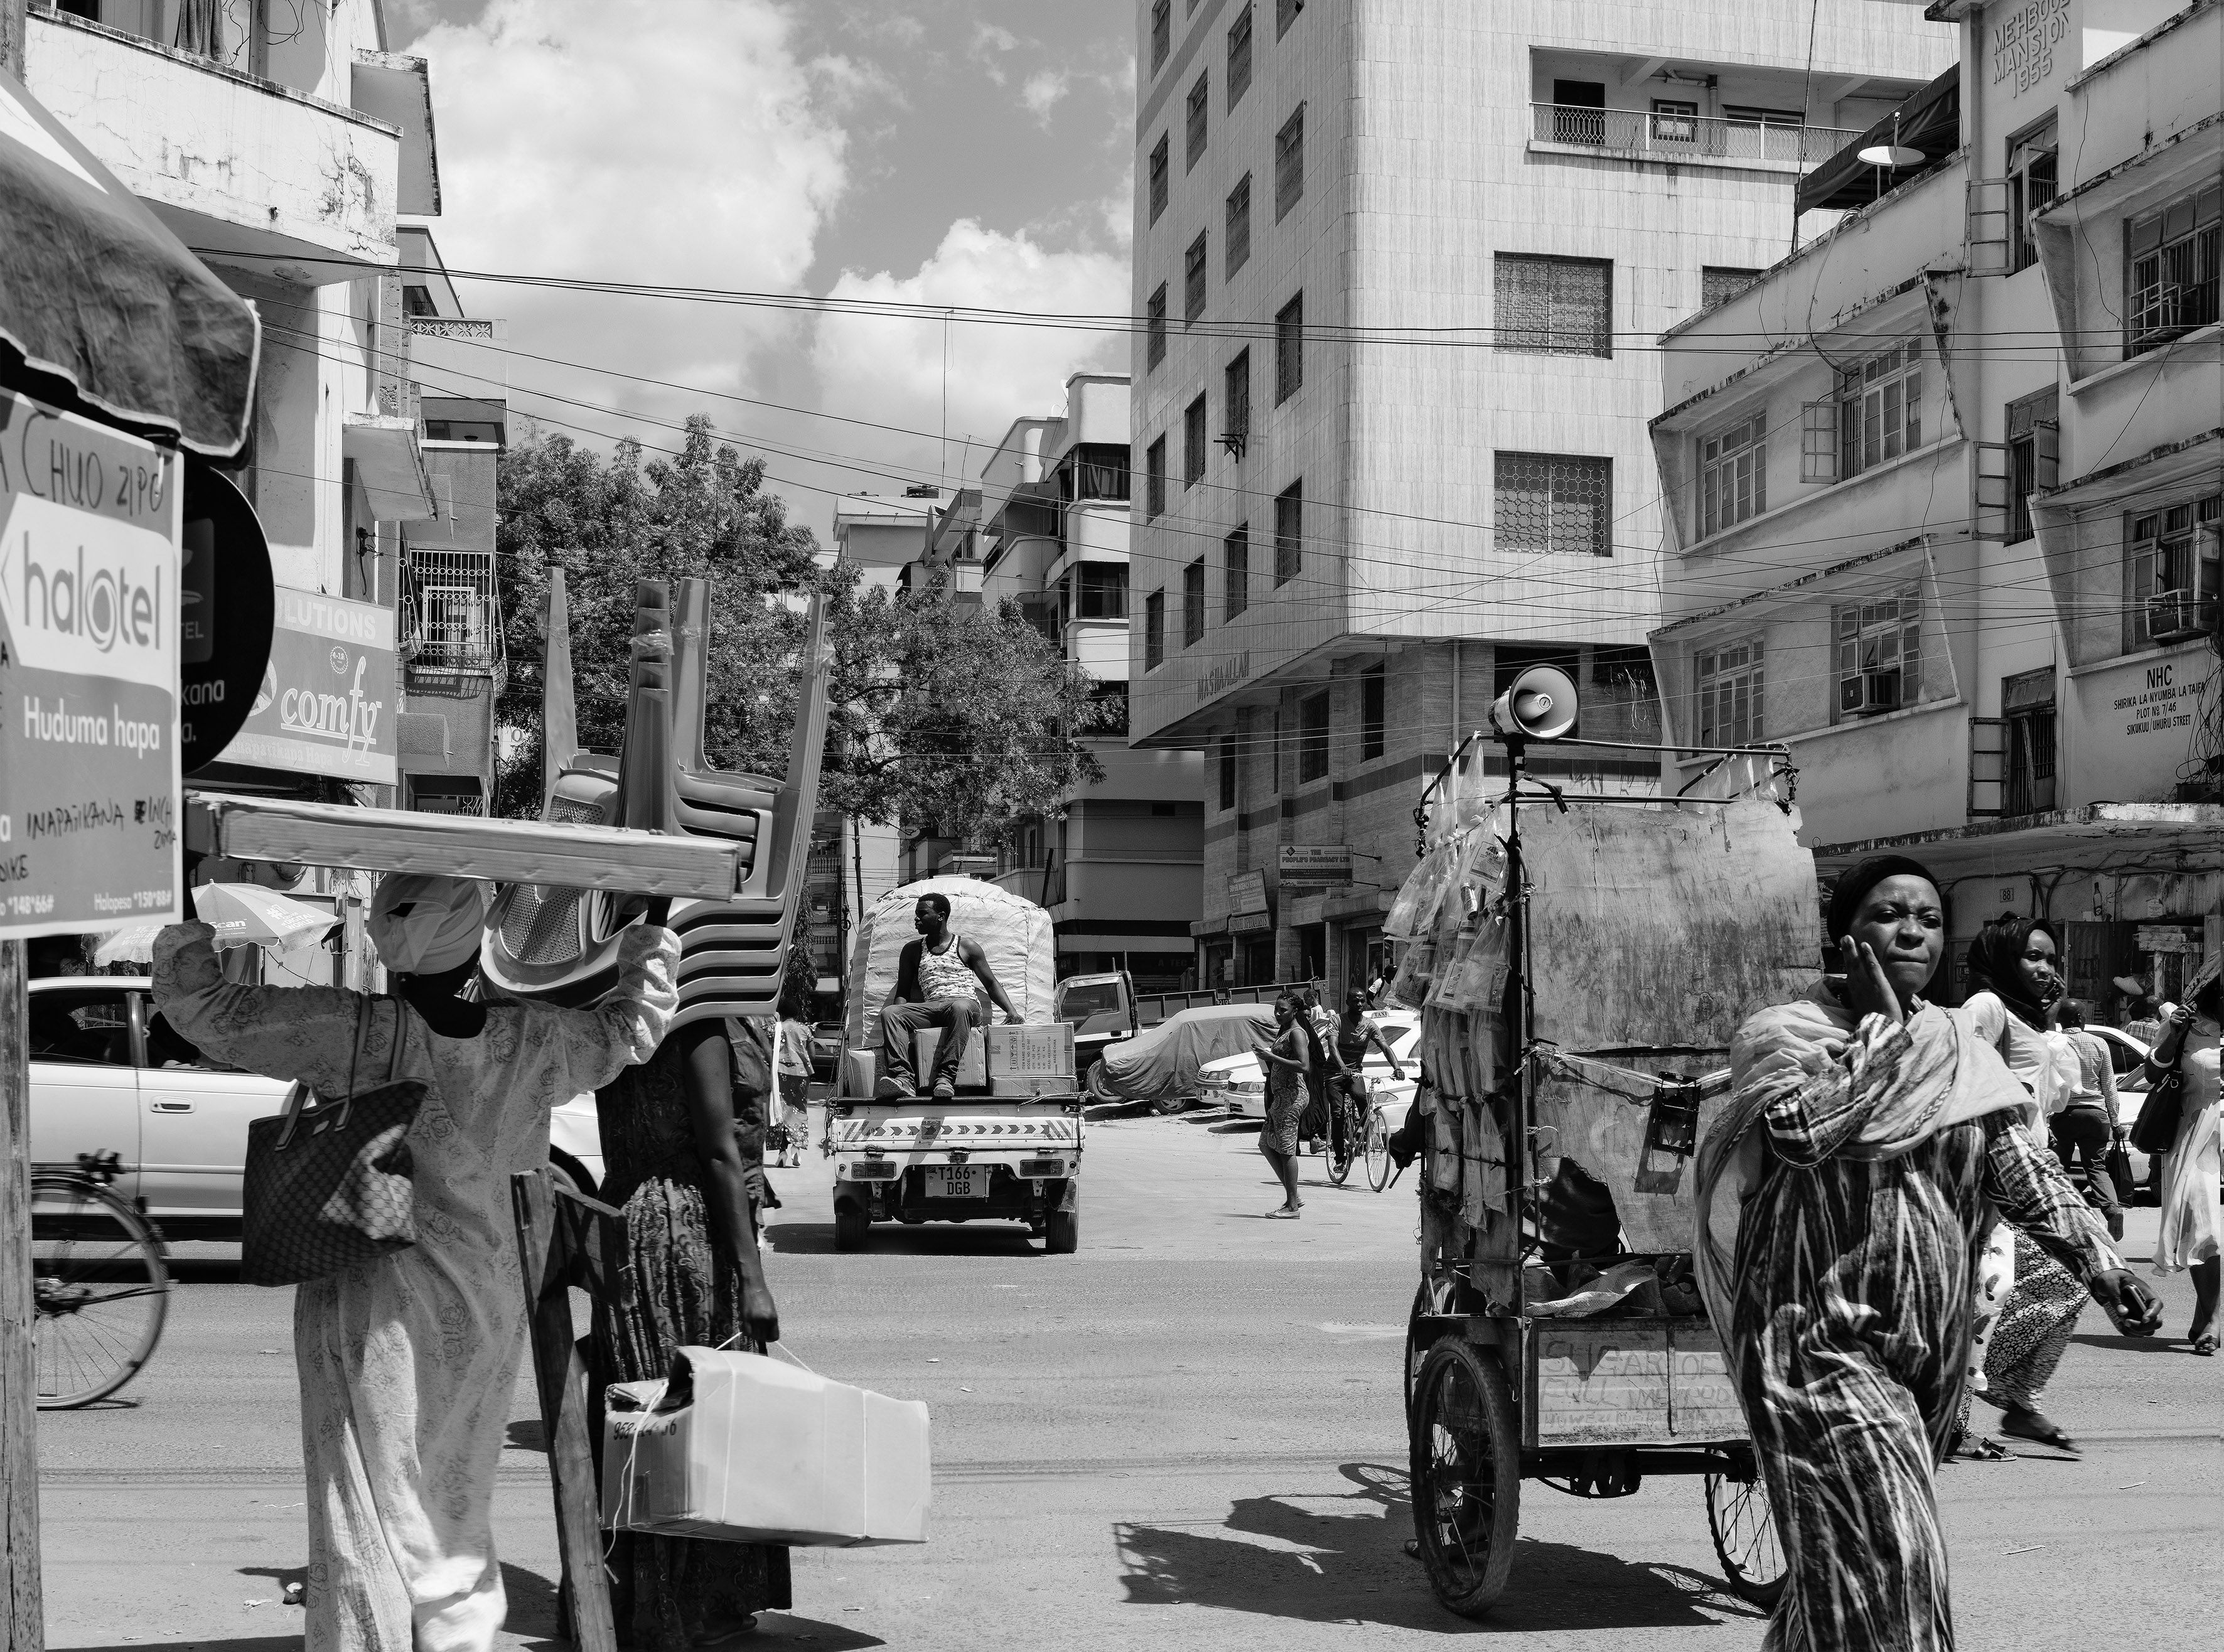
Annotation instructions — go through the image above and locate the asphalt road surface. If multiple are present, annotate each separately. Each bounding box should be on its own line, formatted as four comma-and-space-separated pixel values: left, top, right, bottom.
34, 1101, 2221, 1651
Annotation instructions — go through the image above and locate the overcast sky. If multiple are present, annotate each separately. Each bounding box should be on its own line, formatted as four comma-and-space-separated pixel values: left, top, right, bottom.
387, 0, 1136, 540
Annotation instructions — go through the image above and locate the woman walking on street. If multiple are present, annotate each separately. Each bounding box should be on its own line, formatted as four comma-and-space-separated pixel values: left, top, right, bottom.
153, 877, 678, 1652
773, 994, 814, 1169
595, 1009, 789, 1648
1697, 856, 2157, 1652
2147, 954, 2221, 1355
1254, 995, 1311, 1217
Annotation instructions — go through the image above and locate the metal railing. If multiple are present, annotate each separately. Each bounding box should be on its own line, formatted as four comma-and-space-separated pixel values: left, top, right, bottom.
1531, 104, 1854, 168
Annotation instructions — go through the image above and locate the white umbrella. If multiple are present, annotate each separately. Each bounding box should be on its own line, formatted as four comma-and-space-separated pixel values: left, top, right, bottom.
191, 883, 340, 953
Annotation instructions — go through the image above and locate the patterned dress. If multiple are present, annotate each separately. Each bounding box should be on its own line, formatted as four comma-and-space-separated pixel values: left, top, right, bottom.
152, 922, 675, 1652
594, 1019, 790, 1648
1260, 1023, 1308, 1156
1711, 988, 2120, 1651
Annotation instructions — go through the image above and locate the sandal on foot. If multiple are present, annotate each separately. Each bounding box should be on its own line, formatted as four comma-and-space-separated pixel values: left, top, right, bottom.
1960, 1434, 2012, 1461
2193, 1332, 2218, 1356
1999, 1408, 2078, 1452
1264, 1207, 1300, 1219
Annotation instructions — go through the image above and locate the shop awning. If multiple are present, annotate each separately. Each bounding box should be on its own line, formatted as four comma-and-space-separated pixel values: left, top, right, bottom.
1795, 65, 1962, 215
0, 63, 257, 454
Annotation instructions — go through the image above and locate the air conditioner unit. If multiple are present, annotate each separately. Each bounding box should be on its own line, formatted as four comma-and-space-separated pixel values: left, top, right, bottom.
1851, 670, 1903, 716
2147, 589, 2218, 643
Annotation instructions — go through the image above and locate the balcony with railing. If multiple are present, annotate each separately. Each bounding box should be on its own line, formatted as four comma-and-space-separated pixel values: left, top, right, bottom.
401, 550, 502, 673
1530, 104, 1855, 173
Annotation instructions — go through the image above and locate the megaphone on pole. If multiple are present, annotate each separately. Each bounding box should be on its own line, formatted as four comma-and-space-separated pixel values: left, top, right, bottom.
1488, 664, 1579, 742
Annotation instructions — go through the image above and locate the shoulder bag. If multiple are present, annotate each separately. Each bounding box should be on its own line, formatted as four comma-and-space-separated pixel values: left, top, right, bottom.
241, 997, 428, 1287
2127, 1061, 2186, 1157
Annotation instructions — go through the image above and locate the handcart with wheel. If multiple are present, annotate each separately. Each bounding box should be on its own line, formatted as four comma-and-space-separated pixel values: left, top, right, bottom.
1385, 666, 1817, 1618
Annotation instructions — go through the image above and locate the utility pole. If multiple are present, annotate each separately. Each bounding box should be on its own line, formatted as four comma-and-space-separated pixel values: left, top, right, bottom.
2, 0, 46, 1638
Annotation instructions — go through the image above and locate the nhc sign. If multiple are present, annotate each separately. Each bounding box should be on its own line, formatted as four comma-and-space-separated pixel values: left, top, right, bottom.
218, 587, 397, 784
0, 387, 183, 940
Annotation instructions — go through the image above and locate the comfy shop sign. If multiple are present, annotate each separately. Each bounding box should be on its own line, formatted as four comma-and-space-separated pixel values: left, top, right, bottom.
217, 586, 397, 784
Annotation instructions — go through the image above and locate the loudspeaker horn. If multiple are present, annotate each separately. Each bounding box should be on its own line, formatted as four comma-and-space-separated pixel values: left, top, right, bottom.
1488, 664, 1579, 741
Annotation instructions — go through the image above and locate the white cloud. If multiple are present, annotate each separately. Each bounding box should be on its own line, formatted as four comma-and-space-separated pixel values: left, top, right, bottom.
1020, 70, 1071, 125
810, 220, 1128, 484
408, 0, 848, 428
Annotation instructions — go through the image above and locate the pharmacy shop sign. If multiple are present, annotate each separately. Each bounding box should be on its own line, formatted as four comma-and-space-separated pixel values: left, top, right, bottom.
217, 586, 397, 784
0, 387, 181, 940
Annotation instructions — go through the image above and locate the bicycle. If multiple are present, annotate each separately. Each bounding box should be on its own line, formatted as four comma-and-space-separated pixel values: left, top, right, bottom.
1363, 1099, 1402, 1191
30, 1152, 171, 1409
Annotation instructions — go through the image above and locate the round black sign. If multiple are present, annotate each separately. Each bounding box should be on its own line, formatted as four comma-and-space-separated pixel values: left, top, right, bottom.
178, 460, 275, 774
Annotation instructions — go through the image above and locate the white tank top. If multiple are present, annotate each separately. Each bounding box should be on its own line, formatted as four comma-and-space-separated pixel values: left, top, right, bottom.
916, 935, 977, 1002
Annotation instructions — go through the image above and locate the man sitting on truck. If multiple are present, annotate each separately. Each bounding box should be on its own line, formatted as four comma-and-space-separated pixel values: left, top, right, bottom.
877, 893, 1024, 1100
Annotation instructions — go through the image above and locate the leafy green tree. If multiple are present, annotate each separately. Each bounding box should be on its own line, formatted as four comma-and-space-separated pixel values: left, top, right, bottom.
495, 420, 1107, 844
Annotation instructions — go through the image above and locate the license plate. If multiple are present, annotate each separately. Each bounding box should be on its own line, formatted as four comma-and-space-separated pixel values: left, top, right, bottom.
926, 1165, 987, 1200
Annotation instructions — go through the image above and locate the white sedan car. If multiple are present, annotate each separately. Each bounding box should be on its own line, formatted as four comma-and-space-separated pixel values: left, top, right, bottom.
29, 975, 607, 1236
1197, 1008, 1421, 1132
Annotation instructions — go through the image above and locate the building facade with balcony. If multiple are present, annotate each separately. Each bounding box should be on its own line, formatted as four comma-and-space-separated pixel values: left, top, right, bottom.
1127, 0, 1948, 995
1650, 0, 2222, 1010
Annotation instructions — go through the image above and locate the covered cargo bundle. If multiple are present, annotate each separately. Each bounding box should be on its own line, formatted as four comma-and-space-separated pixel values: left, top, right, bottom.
843, 877, 1057, 1045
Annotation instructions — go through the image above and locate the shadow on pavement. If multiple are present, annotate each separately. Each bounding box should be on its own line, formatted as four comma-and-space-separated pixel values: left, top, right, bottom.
2066, 1332, 2197, 1355
770, 1220, 1041, 1258
1114, 1462, 1756, 1634
54, 1640, 301, 1652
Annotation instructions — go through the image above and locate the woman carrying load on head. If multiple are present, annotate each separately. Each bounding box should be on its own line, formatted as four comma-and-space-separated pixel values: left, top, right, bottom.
152, 876, 679, 1652
1694, 856, 2159, 1652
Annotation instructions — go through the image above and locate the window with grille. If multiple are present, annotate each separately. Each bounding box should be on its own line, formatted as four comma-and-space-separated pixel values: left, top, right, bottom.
2124, 493, 2221, 652
1225, 350, 1250, 444
1185, 394, 1208, 486
1361, 662, 1385, 761
1701, 266, 1763, 310
1495, 453, 1611, 557
1694, 640, 1763, 748
1183, 558, 1207, 646
1185, 233, 1208, 324
2001, 667, 2057, 815
1494, 254, 1611, 357
1148, 134, 1169, 223
1275, 106, 1304, 221
1276, 0, 1303, 39
1147, 283, 1168, 369
1144, 588, 1166, 670
1297, 690, 1329, 782
1274, 483, 1303, 584
2006, 116, 2057, 275
1227, 6, 1253, 107
1224, 524, 1249, 619
1219, 733, 1238, 809
2126, 183, 2221, 357
1225, 175, 1252, 276
1275, 292, 1303, 402
1834, 589, 1922, 718
1186, 73, 1209, 169
1151, 0, 1171, 72
1146, 435, 1167, 516
2004, 386, 2058, 544
1837, 341, 1923, 479
1699, 412, 1766, 539
405, 549, 498, 667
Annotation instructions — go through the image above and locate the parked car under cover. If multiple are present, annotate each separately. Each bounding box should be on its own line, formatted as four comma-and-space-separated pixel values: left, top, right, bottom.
1087, 1003, 1277, 1113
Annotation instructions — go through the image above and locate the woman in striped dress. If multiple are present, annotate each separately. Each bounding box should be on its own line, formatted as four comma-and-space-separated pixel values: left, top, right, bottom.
1695, 856, 2158, 1651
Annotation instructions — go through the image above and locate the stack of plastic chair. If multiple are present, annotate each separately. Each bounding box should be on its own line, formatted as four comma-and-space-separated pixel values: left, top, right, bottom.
482, 576, 830, 1027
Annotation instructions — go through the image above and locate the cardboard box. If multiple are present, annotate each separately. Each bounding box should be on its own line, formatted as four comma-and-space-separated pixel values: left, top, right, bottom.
842, 1047, 877, 1098
603, 1348, 930, 1547
912, 1027, 988, 1090
984, 1022, 1075, 1080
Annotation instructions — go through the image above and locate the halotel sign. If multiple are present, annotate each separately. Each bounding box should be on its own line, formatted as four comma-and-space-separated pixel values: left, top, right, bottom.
217, 586, 398, 785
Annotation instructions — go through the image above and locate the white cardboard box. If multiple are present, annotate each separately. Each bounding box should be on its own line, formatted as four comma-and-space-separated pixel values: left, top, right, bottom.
985, 1022, 1075, 1095
602, 1348, 930, 1547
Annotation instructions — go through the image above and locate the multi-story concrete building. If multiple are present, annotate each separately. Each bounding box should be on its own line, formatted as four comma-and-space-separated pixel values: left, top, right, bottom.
1650, 0, 2221, 1008
1125, 0, 1950, 995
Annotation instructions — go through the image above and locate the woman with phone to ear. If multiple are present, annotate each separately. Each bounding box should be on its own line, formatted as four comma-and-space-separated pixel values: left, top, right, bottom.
2146, 953, 2221, 1355
1695, 856, 2159, 1651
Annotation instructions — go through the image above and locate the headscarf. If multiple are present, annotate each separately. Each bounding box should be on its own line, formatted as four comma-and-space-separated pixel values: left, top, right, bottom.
368, 874, 485, 975
1965, 915, 2057, 1026
1825, 853, 1941, 942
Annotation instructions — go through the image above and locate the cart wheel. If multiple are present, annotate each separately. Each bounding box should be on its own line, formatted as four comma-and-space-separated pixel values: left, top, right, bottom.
1409, 1337, 1521, 1617
1404, 1274, 1457, 1420
1043, 1193, 1079, 1255
1364, 1109, 1392, 1190
834, 1202, 871, 1252
1704, 1467, 1787, 1611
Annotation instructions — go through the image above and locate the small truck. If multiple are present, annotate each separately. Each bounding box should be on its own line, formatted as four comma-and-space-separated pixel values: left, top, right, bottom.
1053, 969, 1319, 1078
829, 877, 1083, 1255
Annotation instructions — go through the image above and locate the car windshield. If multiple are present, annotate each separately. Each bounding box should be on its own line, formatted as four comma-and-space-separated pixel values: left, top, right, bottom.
1058, 981, 1123, 1019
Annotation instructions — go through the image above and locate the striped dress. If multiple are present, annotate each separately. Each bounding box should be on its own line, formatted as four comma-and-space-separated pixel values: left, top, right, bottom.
1722, 997, 2117, 1651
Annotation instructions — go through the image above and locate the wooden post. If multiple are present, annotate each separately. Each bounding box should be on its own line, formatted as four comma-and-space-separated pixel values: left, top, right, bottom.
1, 938, 41, 1652
511, 1171, 617, 1652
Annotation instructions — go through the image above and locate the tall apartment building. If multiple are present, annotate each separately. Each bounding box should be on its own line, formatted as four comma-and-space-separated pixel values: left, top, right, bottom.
1653, 0, 2222, 1009
1127, 0, 1950, 995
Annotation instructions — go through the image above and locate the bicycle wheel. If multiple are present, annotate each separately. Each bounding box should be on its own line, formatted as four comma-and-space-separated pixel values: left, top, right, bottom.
31, 1173, 169, 1409
1409, 1338, 1521, 1617
1365, 1108, 1392, 1190
1704, 1466, 1788, 1610
1327, 1105, 1355, 1186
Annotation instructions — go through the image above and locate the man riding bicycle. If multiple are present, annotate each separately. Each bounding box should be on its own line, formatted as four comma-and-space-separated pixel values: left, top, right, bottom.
1327, 989, 1405, 1162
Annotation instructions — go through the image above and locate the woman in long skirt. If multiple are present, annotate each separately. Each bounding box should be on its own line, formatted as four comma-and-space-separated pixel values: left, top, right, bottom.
596, 1016, 787, 1648
2147, 956, 2221, 1354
